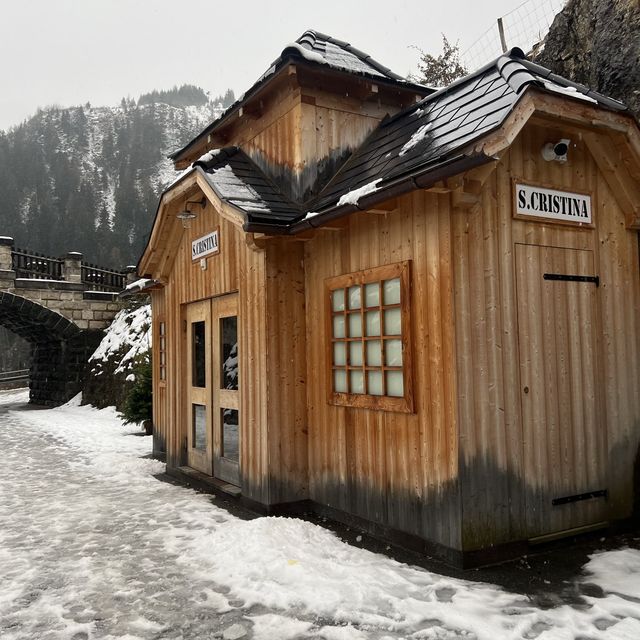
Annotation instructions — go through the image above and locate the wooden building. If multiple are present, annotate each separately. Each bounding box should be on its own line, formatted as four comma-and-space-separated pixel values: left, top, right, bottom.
138, 31, 640, 566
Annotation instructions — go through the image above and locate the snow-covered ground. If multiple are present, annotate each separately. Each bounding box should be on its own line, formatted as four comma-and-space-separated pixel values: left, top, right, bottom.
1, 388, 640, 640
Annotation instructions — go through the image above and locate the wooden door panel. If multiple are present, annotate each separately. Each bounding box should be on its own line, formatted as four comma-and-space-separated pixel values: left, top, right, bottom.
516, 244, 606, 538
212, 294, 240, 487
186, 300, 213, 475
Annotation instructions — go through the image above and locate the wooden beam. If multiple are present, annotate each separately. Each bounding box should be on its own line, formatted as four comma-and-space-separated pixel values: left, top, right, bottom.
424, 180, 451, 193
451, 189, 481, 210
245, 233, 267, 252
367, 198, 398, 214
583, 133, 640, 229
476, 93, 537, 156
464, 160, 498, 187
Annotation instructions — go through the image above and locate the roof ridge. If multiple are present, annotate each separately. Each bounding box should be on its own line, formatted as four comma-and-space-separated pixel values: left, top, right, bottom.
295, 28, 410, 83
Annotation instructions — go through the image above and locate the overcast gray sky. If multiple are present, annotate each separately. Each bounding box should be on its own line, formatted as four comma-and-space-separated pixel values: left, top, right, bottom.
0, 0, 561, 131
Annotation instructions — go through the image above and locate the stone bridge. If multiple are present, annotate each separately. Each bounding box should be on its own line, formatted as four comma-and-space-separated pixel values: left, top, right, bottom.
0, 237, 134, 405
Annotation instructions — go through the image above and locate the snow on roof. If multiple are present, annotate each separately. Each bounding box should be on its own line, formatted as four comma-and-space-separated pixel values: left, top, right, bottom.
336, 179, 382, 207
543, 80, 598, 104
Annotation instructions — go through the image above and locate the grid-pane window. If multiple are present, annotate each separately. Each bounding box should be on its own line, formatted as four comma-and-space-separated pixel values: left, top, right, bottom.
327, 261, 412, 412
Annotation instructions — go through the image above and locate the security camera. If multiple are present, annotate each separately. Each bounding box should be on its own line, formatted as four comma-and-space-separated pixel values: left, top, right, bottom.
542, 139, 571, 163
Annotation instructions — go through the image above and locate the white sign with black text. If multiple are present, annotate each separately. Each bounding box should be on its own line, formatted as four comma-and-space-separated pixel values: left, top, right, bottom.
192, 229, 219, 260
515, 183, 591, 224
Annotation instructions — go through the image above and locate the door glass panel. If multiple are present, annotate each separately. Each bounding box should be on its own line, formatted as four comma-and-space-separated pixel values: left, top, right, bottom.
220, 316, 238, 390
192, 321, 206, 388
192, 404, 206, 450
222, 408, 239, 462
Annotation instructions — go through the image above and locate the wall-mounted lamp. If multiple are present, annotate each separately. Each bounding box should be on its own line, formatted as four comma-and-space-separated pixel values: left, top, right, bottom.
542, 139, 571, 163
176, 197, 206, 229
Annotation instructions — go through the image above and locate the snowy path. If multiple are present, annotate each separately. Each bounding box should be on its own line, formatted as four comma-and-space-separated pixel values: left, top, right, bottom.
2, 390, 640, 639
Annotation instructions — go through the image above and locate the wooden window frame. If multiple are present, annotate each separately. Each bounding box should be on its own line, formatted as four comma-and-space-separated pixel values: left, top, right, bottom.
325, 260, 414, 413
157, 318, 167, 386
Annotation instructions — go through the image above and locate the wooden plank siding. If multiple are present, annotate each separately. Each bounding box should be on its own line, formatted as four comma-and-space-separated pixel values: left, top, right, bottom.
304, 190, 461, 551
145, 72, 640, 561
453, 121, 640, 549
150, 202, 309, 505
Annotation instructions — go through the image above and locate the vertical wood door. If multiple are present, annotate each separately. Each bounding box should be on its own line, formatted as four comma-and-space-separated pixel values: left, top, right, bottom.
186, 299, 213, 475
515, 244, 607, 538
212, 294, 240, 487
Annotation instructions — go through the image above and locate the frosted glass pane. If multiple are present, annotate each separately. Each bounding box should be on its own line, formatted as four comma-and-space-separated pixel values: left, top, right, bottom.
385, 339, 403, 366
334, 369, 347, 392
348, 285, 361, 309
349, 341, 363, 366
364, 282, 380, 308
383, 278, 401, 305
348, 312, 362, 338
368, 371, 383, 396
332, 289, 345, 312
333, 314, 345, 338
365, 310, 380, 336
350, 370, 365, 394
366, 340, 382, 366
333, 342, 346, 366
384, 308, 401, 335
386, 371, 404, 397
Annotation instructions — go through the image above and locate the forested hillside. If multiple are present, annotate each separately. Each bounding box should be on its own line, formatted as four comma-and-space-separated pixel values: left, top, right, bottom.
0, 84, 233, 267
0, 84, 233, 372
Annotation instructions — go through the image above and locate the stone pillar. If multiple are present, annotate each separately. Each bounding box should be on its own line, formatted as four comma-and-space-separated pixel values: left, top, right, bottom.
0, 236, 15, 288
63, 252, 83, 283
124, 265, 138, 286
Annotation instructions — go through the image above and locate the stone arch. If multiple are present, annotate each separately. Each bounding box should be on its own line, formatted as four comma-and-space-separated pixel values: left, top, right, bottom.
0, 292, 103, 405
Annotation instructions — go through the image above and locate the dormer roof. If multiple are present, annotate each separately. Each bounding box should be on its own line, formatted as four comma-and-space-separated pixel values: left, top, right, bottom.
170, 29, 430, 166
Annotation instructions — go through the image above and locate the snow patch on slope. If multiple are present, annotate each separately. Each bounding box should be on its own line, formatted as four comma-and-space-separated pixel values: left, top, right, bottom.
89, 304, 151, 374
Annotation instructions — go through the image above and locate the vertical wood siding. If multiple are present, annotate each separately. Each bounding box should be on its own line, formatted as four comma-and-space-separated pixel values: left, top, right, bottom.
454, 122, 640, 549
304, 191, 461, 550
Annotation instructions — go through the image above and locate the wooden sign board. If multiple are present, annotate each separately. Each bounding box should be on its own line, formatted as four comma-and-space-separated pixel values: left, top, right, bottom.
514, 182, 592, 225
192, 229, 220, 260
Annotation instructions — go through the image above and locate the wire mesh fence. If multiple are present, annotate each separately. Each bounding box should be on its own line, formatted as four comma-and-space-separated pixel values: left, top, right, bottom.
461, 0, 568, 72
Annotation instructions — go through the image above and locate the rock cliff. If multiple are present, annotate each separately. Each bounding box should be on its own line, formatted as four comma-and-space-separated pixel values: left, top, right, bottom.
535, 0, 640, 118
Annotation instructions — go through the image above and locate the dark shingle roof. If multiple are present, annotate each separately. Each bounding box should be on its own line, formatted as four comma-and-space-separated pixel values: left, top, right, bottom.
193, 147, 302, 227
284, 30, 410, 82
167, 49, 628, 235
295, 48, 627, 226
170, 30, 429, 163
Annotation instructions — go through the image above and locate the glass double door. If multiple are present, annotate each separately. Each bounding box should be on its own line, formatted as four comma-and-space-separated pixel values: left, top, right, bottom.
186, 294, 240, 486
